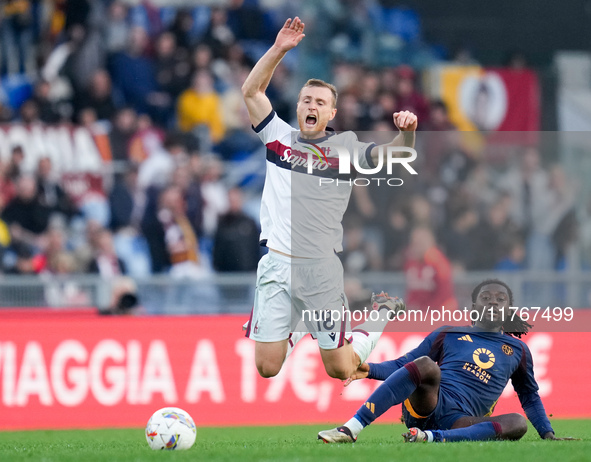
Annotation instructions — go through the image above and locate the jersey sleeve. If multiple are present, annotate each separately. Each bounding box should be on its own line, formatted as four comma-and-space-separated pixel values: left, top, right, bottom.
511, 342, 554, 437
344, 132, 376, 170
367, 328, 447, 381
252, 110, 295, 146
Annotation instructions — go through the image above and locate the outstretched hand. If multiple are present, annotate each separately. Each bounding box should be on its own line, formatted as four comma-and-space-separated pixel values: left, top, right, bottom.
343, 362, 370, 387
542, 432, 580, 441
274, 17, 305, 52
394, 110, 418, 132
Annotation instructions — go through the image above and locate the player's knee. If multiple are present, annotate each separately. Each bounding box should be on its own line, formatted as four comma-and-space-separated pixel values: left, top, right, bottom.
324, 363, 352, 380
413, 356, 441, 382
256, 360, 282, 378
508, 414, 528, 440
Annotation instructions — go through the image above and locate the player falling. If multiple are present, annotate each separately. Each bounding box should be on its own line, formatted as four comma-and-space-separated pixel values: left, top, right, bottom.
241, 17, 416, 380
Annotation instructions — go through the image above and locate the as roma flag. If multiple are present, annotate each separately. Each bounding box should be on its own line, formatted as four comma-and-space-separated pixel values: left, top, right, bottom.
436, 66, 540, 133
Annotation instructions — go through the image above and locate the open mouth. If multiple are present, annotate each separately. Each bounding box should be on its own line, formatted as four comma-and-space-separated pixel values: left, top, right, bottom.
305, 115, 317, 128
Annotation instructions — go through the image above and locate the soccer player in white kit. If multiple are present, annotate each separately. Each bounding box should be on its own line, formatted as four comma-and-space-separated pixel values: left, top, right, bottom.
242, 17, 418, 379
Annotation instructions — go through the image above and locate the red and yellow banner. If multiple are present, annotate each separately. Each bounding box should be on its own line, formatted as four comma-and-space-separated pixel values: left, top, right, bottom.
432, 66, 540, 133
0, 314, 588, 430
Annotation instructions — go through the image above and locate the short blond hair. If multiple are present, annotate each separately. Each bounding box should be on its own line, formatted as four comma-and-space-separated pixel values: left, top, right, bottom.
298, 79, 338, 107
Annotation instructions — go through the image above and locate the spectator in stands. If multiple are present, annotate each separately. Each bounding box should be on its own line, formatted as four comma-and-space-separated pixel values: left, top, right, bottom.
35, 156, 78, 223
73, 69, 116, 122
104, 1, 130, 56
148, 185, 202, 276
109, 26, 158, 116
109, 165, 139, 231
19, 99, 41, 124
495, 238, 526, 271
202, 7, 235, 59
32, 80, 63, 124
199, 154, 229, 240
5, 146, 23, 184
441, 207, 479, 271
86, 228, 126, 277
154, 32, 191, 101
2, 175, 50, 245
470, 198, 521, 270
341, 217, 383, 273
394, 65, 430, 125
384, 205, 410, 271
177, 70, 225, 144
109, 107, 138, 163
30, 226, 67, 274
0, 0, 33, 75
404, 226, 458, 312
213, 188, 260, 272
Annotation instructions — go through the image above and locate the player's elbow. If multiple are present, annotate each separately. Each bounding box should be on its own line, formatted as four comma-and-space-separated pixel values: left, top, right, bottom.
241, 83, 258, 99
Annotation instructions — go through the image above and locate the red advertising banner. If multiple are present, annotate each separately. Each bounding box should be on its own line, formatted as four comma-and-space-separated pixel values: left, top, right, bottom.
0, 315, 589, 430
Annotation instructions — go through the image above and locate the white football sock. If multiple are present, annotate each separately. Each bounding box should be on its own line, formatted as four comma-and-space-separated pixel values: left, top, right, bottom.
345, 416, 365, 438
351, 307, 391, 363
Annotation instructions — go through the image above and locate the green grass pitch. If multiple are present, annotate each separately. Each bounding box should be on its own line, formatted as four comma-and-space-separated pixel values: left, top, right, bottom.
0, 420, 588, 462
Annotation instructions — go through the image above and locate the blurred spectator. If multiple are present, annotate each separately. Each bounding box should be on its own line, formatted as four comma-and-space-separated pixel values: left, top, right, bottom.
19, 99, 41, 124
404, 226, 458, 311
341, 217, 383, 273
495, 239, 526, 271
202, 7, 235, 59
31, 226, 67, 274
424, 100, 455, 131
109, 165, 139, 231
2, 175, 50, 245
86, 228, 126, 277
154, 32, 191, 101
470, 198, 521, 270
168, 9, 196, 52
1, 0, 33, 75
394, 65, 430, 125
212, 188, 260, 272
152, 185, 202, 276
499, 147, 546, 234
109, 26, 158, 116
35, 157, 78, 223
383, 205, 410, 271
6, 146, 24, 183
104, 1, 130, 55
32, 80, 64, 123
177, 70, 225, 144
441, 207, 479, 271
73, 69, 116, 122
109, 107, 138, 163
199, 154, 229, 238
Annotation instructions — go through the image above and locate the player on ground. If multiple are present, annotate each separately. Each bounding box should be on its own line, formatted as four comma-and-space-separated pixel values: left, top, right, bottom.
242, 17, 417, 380
318, 279, 577, 442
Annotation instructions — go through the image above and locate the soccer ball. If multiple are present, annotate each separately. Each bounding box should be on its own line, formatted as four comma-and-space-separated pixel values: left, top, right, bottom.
145, 407, 197, 450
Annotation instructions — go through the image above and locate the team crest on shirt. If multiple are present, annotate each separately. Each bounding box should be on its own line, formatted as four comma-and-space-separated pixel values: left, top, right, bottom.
502, 344, 514, 356
473, 348, 495, 369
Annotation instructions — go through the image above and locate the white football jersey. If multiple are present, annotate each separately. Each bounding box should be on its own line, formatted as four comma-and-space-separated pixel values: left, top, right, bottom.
254, 111, 375, 258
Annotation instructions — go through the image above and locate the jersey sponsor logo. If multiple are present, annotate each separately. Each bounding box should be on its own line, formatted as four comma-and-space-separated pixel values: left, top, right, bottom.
502, 344, 514, 356
473, 348, 496, 369
458, 335, 473, 342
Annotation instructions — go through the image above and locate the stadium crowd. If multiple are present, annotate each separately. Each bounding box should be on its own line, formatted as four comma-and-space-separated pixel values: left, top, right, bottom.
0, 1, 583, 299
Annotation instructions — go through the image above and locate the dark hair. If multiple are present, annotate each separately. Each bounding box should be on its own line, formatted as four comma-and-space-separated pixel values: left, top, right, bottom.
471, 279, 532, 338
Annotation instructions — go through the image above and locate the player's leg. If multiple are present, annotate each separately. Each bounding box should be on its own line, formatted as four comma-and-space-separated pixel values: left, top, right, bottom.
254, 340, 289, 378
403, 413, 527, 443
318, 356, 440, 443
246, 252, 295, 378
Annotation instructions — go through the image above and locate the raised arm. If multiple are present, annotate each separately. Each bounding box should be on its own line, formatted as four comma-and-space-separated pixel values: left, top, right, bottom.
369, 110, 418, 166
241, 17, 305, 127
